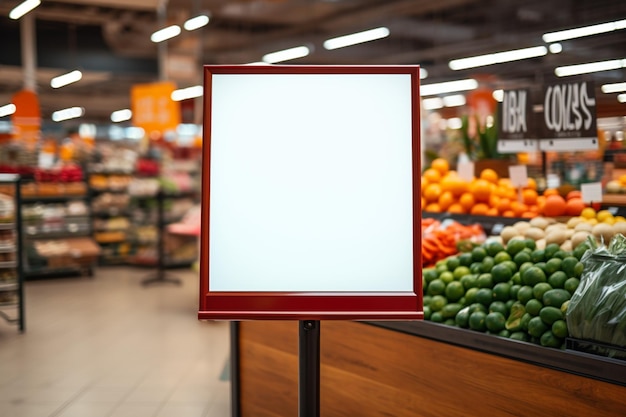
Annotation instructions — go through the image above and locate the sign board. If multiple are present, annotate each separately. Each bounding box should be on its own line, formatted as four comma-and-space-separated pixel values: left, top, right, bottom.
130, 81, 181, 136
538, 81, 598, 151
497, 89, 538, 153
199, 65, 423, 320
11, 89, 41, 150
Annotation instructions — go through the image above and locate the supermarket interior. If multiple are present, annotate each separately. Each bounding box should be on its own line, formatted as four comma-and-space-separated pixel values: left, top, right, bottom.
1, 0, 626, 416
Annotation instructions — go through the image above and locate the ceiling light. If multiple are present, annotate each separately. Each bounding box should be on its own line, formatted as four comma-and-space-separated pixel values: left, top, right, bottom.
171, 85, 203, 101
447, 118, 463, 130
442, 94, 466, 107
9, 0, 40, 20
542, 19, 626, 43
184, 15, 210, 31
421, 79, 478, 96
111, 109, 132, 123
420, 68, 428, 79
422, 97, 443, 110
449, 46, 547, 70
151, 25, 181, 43
555, 58, 626, 77
323, 27, 389, 50
601, 82, 626, 94
52, 107, 84, 122
618, 94, 626, 104
262, 46, 310, 63
549, 43, 562, 54
50, 70, 82, 88
0, 104, 16, 118
492, 89, 504, 102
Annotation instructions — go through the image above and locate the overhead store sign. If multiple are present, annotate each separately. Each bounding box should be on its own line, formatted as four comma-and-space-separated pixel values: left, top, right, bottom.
198, 65, 423, 320
130, 81, 181, 136
539, 81, 598, 151
11, 89, 41, 149
497, 89, 537, 153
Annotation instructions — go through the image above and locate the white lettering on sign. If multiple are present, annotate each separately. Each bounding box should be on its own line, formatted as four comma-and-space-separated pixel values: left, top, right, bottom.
544, 82, 596, 133
503, 90, 527, 133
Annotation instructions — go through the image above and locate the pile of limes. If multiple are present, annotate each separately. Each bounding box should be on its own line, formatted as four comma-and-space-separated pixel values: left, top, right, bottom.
423, 237, 587, 349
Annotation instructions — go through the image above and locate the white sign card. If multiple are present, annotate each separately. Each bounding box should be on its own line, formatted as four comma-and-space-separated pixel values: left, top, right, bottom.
508, 165, 528, 188
581, 182, 603, 203
457, 162, 475, 182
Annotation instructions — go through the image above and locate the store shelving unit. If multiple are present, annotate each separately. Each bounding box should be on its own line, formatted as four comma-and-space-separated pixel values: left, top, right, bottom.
0, 174, 24, 331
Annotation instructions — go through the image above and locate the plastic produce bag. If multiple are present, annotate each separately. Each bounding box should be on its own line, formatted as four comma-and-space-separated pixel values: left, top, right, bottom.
566, 234, 626, 354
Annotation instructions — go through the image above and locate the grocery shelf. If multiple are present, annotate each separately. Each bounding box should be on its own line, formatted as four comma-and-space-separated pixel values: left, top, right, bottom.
0, 261, 17, 269
0, 282, 18, 291
0, 223, 15, 230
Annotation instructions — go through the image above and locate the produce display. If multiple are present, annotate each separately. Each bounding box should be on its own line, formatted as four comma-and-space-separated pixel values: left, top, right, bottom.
605, 175, 626, 194
421, 158, 588, 218
423, 227, 589, 349
421, 218, 485, 266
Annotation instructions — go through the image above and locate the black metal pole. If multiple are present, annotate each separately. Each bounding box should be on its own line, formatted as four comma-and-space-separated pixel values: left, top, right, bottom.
299, 320, 320, 417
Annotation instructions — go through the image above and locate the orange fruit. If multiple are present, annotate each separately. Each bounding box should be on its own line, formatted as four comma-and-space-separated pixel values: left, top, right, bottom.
486, 207, 499, 216
438, 191, 455, 211
423, 183, 442, 202
525, 178, 537, 190
498, 178, 513, 188
510, 201, 528, 217
430, 158, 449, 176
459, 192, 476, 211
421, 177, 429, 193
521, 211, 537, 218
502, 210, 515, 217
440, 175, 469, 197
565, 198, 586, 216
479, 168, 499, 184
470, 203, 489, 216
543, 188, 559, 197
447, 203, 465, 214
543, 194, 567, 217
421, 197, 426, 208
522, 189, 538, 205
566, 190, 582, 201
424, 203, 441, 213
489, 193, 500, 208
528, 204, 540, 214
471, 179, 492, 202
423, 168, 441, 183
496, 198, 511, 214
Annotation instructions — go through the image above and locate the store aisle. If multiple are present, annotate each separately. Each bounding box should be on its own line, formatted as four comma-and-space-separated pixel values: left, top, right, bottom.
0, 267, 231, 417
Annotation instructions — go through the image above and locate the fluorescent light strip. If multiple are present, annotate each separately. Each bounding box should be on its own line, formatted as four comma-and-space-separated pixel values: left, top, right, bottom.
420, 68, 428, 79
618, 94, 626, 104
323, 27, 389, 50
555, 58, 626, 77
601, 82, 626, 94
542, 19, 626, 43
52, 107, 84, 122
111, 109, 132, 123
442, 94, 466, 107
9, 0, 40, 20
171, 85, 203, 101
51, 70, 82, 89
421, 79, 478, 96
184, 15, 210, 31
422, 97, 443, 110
262, 46, 310, 63
549, 43, 562, 54
151, 25, 181, 43
449, 46, 547, 70
493, 89, 504, 102
0, 104, 17, 117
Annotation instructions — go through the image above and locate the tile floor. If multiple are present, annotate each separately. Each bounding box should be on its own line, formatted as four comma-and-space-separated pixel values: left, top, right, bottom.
0, 266, 231, 417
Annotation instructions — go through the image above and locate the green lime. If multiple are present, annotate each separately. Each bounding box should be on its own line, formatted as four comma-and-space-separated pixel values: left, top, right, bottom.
517, 285, 534, 304
540, 330, 562, 348
525, 298, 543, 316
423, 268, 438, 283
486, 241, 505, 257
573, 242, 590, 260
511, 272, 522, 285
455, 306, 471, 328
520, 312, 532, 331
485, 312, 506, 332
461, 274, 479, 290
513, 251, 531, 267
446, 257, 461, 271
469, 311, 487, 331
471, 246, 488, 262
506, 299, 516, 312
534, 262, 547, 274
560, 300, 570, 315
453, 266, 471, 280
522, 266, 546, 286
494, 251, 512, 264
497, 329, 511, 338
427, 279, 446, 296
518, 262, 534, 276
542, 289, 571, 308
468, 303, 488, 314
423, 305, 431, 320
464, 287, 479, 305
553, 250, 569, 260
475, 288, 494, 307
423, 295, 432, 306
480, 256, 495, 273
564, 277, 580, 294
544, 258, 562, 275
548, 271, 568, 289
573, 262, 584, 278
430, 311, 444, 323
493, 282, 512, 302
530, 249, 545, 263
509, 331, 530, 342
509, 284, 521, 300
429, 295, 448, 312
532, 282, 553, 301
491, 264, 513, 283
444, 318, 456, 327
561, 256, 578, 276
459, 252, 474, 267
445, 281, 465, 302
477, 273, 494, 289
551, 319, 569, 338
489, 300, 508, 316
441, 302, 463, 319
439, 271, 455, 285
435, 264, 449, 275
527, 316, 549, 338
524, 239, 536, 250
501, 261, 519, 275
506, 239, 527, 256
539, 306, 564, 325
505, 301, 526, 331
470, 262, 483, 274
544, 243, 561, 259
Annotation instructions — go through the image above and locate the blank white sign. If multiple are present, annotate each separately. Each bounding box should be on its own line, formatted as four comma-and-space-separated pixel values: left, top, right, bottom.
208, 72, 415, 292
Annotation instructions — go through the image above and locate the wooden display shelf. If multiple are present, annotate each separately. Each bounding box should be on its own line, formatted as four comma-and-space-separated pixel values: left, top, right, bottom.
602, 194, 626, 206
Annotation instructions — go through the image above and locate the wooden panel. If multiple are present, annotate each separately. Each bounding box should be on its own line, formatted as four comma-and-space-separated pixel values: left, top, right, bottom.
238, 321, 626, 417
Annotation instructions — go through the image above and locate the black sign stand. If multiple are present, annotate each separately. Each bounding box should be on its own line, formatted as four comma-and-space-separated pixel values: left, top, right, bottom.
299, 320, 320, 417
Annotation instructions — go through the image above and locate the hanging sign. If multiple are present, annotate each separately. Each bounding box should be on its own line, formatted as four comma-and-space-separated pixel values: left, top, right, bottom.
198, 65, 423, 320
11, 89, 41, 150
497, 89, 538, 153
130, 81, 181, 136
539, 81, 598, 151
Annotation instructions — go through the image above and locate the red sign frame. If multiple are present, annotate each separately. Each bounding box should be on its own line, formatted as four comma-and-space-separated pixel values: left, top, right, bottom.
198, 65, 422, 320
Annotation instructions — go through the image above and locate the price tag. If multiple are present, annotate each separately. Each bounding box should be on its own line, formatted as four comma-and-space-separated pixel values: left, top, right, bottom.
491, 223, 504, 235
581, 182, 603, 203
608, 206, 619, 215
457, 162, 475, 182
508, 165, 528, 188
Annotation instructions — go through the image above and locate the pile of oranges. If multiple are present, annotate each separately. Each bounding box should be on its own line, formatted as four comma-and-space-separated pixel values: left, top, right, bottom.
422, 158, 588, 218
